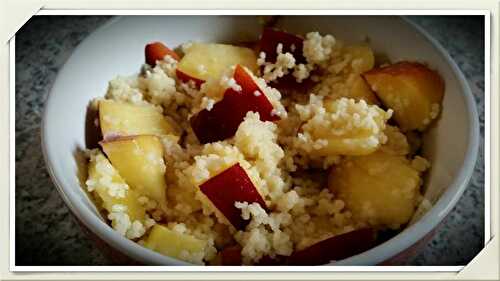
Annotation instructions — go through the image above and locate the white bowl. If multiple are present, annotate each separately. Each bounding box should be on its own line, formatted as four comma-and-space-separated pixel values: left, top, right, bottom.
41, 15, 479, 265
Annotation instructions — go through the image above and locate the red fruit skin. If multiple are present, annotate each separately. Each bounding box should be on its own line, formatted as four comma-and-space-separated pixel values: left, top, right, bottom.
145, 42, 179, 66
220, 245, 243, 265
286, 228, 377, 265
199, 163, 267, 230
268, 72, 317, 95
259, 28, 311, 89
176, 69, 205, 89
190, 65, 279, 144
232, 64, 280, 122
259, 27, 305, 63
257, 255, 287, 266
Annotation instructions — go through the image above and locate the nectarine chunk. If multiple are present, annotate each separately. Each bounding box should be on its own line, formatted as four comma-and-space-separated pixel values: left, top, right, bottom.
100, 135, 168, 212
199, 163, 266, 230
177, 43, 258, 85
329, 151, 423, 229
343, 45, 375, 73
87, 150, 146, 223
348, 74, 379, 104
99, 99, 176, 140
362, 62, 444, 131
219, 245, 243, 265
144, 224, 207, 264
145, 42, 179, 66
296, 97, 391, 156
259, 27, 305, 63
286, 228, 376, 265
175, 69, 205, 89
190, 65, 279, 144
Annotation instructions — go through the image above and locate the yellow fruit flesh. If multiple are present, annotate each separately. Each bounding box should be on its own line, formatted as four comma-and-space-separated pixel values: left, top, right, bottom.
101, 135, 168, 211
312, 44, 378, 105
144, 224, 206, 263
177, 43, 258, 81
369, 76, 429, 131
329, 151, 421, 229
306, 99, 389, 156
347, 74, 379, 105
343, 45, 375, 74
379, 125, 410, 156
87, 151, 146, 222
99, 99, 176, 138
363, 62, 444, 131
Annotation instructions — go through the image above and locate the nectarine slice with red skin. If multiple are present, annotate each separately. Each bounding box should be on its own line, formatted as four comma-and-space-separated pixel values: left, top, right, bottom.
199, 163, 267, 230
176, 43, 258, 89
259, 28, 312, 88
362, 61, 444, 131
269, 72, 318, 94
190, 65, 279, 144
259, 27, 305, 63
232, 65, 280, 122
220, 245, 243, 265
145, 42, 180, 66
257, 255, 287, 265
286, 228, 376, 265
176, 68, 205, 89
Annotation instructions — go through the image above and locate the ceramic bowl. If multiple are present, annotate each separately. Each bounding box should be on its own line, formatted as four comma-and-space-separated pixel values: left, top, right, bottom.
41, 15, 479, 265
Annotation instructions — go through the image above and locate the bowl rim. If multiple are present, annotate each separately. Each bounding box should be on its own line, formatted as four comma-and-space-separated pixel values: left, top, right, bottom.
40, 15, 480, 266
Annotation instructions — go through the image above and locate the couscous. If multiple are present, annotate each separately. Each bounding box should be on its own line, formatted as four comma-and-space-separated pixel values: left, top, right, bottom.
83, 23, 444, 265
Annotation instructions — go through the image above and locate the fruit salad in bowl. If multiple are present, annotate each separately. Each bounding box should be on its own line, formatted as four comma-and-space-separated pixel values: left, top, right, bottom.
76, 21, 447, 265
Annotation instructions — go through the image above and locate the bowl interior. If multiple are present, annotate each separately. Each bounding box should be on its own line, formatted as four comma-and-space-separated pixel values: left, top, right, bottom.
42, 15, 477, 265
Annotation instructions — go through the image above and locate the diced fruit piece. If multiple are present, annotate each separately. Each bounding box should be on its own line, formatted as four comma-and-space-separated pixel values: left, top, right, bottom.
286, 228, 376, 265
257, 255, 286, 265
85, 101, 102, 149
362, 61, 444, 131
100, 135, 168, 212
259, 27, 305, 63
268, 72, 316, 94
346, 74, 379, 105
144, 224, 206, 264
87, 150, 146, 222
190, 65, 279, 144
328, 151, 422, 229
177, 43, 258, 85
176, 69, 205, 88
298, 97, 391, 156
145, 42, 180, 66
312, 73, 378, 105
219, 245, 242, 265
259, 28, 308, 88
199, 163, 267, 230
379, 125, 410, 156
232, 65, 280, 122
343, 45, 375, 73
99, 99, 176, 140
